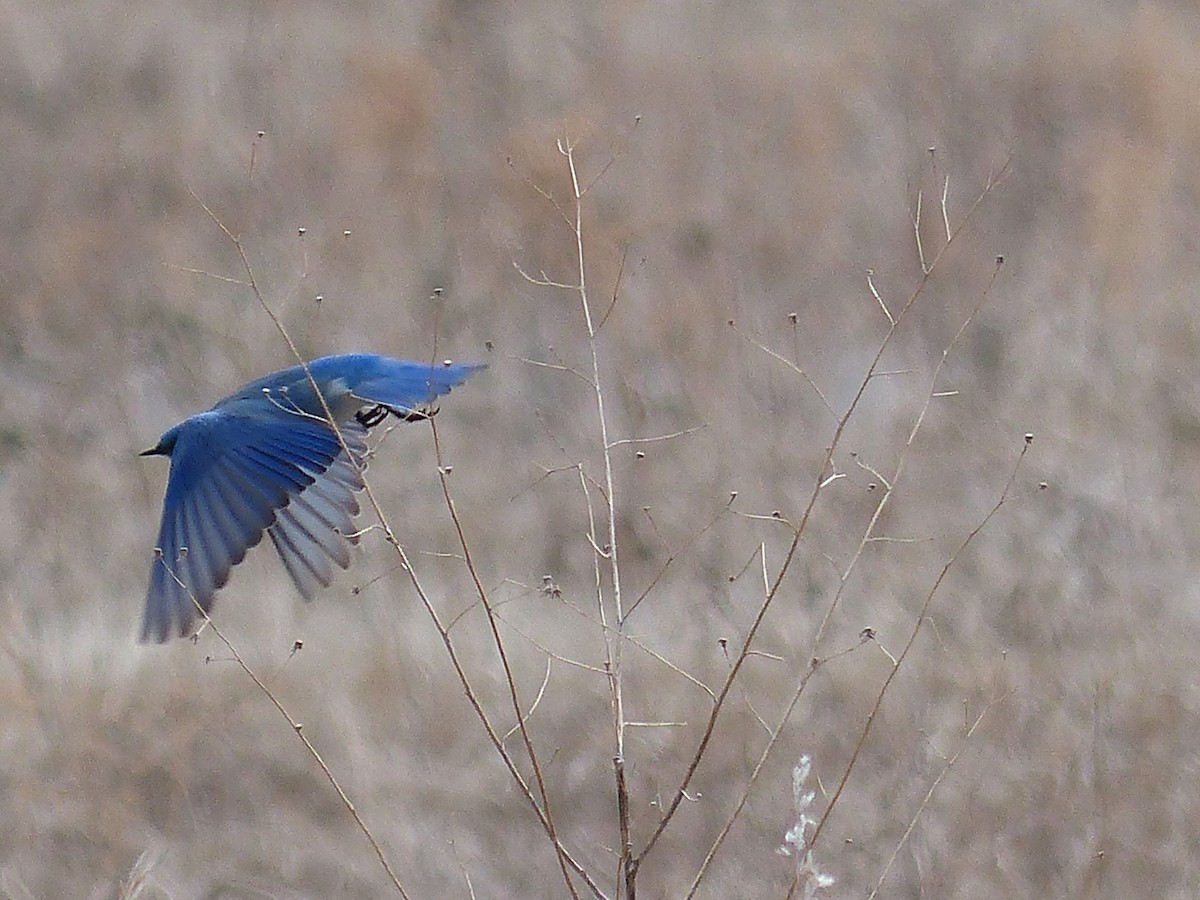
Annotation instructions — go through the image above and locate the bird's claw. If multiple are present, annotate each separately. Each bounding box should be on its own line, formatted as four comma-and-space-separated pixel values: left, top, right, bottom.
399, 405, 438, 423
356, 404, 440, 429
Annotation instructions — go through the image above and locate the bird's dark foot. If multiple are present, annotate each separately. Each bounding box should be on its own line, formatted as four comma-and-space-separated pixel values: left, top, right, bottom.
356, 406, 390, 428
356, 404, 440, 429
399, 405, 438, 423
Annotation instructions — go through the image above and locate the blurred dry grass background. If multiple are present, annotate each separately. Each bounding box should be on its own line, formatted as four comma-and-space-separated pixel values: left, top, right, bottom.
1, 0, 1198, 896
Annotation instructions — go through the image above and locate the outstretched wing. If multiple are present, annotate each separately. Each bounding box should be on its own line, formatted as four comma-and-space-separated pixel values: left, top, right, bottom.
141, 410, 367, 642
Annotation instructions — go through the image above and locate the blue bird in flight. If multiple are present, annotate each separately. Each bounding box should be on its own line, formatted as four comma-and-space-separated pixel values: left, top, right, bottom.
139, 353, 484, 642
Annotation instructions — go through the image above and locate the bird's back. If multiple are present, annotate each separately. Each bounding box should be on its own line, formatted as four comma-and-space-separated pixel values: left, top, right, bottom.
215, 353, 483, 420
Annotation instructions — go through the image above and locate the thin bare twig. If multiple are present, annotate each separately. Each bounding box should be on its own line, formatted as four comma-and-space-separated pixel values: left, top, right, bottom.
501, 657, 555, 742
912, 188, 927, 274
866, 270, 893, 325
867, 691, 1011, 898
607, 426, 705, 449
597, 242, 629, 333
625, 497, 730, 620
728, 320, 836, 419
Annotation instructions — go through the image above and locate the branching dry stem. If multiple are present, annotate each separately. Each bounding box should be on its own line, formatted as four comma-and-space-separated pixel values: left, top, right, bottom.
636, 156, 1013, 879
191, 189, 600, 900
558, 136, 634, 898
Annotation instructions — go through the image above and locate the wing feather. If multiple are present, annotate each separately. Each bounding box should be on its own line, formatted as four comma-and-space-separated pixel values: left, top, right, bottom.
141, 412, 365, 641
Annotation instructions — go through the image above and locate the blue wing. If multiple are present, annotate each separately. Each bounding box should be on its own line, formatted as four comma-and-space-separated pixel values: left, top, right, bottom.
141, 409, 367, 642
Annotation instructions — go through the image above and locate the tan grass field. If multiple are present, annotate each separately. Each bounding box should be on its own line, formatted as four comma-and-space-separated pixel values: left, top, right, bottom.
1, 1, 1197, 896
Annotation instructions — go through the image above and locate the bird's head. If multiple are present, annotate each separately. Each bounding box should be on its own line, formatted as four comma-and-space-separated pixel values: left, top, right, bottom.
139, 423, 183, 458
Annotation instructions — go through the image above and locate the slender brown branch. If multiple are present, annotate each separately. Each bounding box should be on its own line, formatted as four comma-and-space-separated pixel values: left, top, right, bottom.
808, 439, 1031, 851
550, 137, 633, 898
810, 254, 1007, 651
686, 638, 867, 897
429, 416, 586, 899
866, 691, 1010, 899
155, 557, 410, 898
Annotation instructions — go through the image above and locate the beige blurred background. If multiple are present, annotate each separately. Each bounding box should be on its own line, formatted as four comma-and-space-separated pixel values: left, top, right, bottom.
1, 0, 1196, 896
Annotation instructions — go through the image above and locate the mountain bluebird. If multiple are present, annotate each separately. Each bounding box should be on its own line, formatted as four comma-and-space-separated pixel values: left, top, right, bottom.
139, 353, 483, 642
